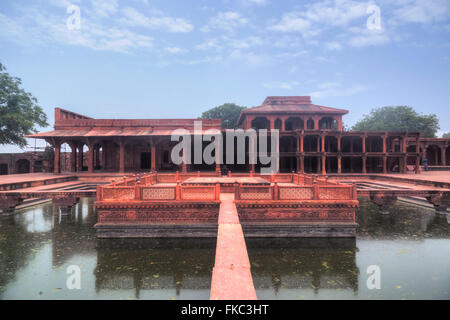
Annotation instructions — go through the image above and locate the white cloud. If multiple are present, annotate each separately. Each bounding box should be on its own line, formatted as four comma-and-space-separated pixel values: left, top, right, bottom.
120, 7, 193, 32
263, 81, 300, 89
309, 82, 366, 98
164, 46, 187, 54
392, 0, 449, 24
90, 0, 119, 18
202, 11, 248, 32
247, 0, 269, 5
325, 41, 342, 51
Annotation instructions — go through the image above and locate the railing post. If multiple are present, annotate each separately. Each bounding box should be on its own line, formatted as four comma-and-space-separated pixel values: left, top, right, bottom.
176, 182, 181, 200
250, 170, 254, 177
215, 182, 221, 200
228, 170, 232, 177
234, 182, 239, 200
135, 185, 141, 200
175, 170, 179, 181
197, 170, 201, 177
313, 182, 320, 200
273, 182, 279, 200
352, 183, 357, 200
96, 185, 101, 201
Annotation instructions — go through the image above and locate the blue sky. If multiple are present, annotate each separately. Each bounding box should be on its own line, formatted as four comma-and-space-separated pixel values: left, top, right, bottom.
0, 0, 449, 153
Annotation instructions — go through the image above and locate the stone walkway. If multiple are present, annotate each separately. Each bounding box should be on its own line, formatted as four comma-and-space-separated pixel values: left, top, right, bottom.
210, 193, 257, 300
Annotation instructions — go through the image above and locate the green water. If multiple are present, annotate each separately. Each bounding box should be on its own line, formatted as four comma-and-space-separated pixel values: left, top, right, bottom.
0, 198, 449, 299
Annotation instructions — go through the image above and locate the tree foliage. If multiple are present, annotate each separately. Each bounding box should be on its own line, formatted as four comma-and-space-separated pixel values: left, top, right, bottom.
352, 106, 439, 138
0, 62, 48, 148
443, 132, 450, 138
200, 103, 246, 129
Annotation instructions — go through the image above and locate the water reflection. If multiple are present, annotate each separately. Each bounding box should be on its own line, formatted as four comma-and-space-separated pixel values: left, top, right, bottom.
0, 197, 449, 299
246, 238, 358, 299
95, 239, 215, 299
357, 198, 450, 240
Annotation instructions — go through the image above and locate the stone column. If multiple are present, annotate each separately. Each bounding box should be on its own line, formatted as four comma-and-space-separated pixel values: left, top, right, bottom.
151, 141, 156, 172
54, 142, 61, 174
441, 147, 446, 166
321, 135, 325, 152
303, 119, 307, 130
77, 144, 83, 172
362, 135, 366, 153
337, 135, 341, 152
362, 156, 367, 174
70, 143, 77, 172
119, 141, 125, 173
300, 155, 304, 173
383, 135, 387, 153
314, 118, 319, 130
322, 155, 326, 175
338, 155, 342, 174
87, 144, 94, 173
300, 134, 304, 153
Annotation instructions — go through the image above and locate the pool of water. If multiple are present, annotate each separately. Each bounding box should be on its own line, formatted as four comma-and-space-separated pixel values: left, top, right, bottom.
0, 198, 449, 300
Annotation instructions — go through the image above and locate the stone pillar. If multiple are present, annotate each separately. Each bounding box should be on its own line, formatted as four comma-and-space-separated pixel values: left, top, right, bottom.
441, 147, 446, 167
77, 144, 83, 172
337, 135, 341, 152
119, 141, 125, 173
151, 142, 156, 172
338, 155, 342, 174
322, 155, 326, 175
300, 155, 304, 173
316, 157, 321, 174
300, 134, 304, 153
314, 118, 319, 130
303, 119, 307, 130
362, 135, 366, 153
101, 145, 106, 171
362, 156, 367, 174
321, 135, 325, 152
54, 142, 61, 174
415, 155, 421, 174
383, 135, 387, 153
281, 118, 285, 131
270, 118, 275, 130
88, 144, 94, 173
70, 144, 77, 172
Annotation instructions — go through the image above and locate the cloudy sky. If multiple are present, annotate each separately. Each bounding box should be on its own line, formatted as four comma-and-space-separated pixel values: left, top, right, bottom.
1, 0, 449, 152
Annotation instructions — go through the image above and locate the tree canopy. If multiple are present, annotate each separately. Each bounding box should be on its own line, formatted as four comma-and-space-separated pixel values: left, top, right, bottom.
443, 132, 450, 138
0, 62, 48, 148
352, 106, 439, 138
200, 103, 246, 129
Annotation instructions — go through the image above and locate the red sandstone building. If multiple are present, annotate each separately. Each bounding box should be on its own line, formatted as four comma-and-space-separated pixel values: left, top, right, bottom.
27, 96, 450, 175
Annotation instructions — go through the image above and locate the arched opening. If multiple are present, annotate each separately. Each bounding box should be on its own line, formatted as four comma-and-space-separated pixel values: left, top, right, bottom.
367, 157, 383, 173
426, 145, 441, 166
342, 136, 362, 153
447, 146, 450, 166
285, 117, 304, 131
280, 136, 297, 153
274, 118, 282, 130
325, 136, 338, 152
251, 117, 270, 130
366, 136, 383, 153
60, 142, 73, 172
319, 117, 336, 130
16, 159, 30, 174
304, 135, 319, 152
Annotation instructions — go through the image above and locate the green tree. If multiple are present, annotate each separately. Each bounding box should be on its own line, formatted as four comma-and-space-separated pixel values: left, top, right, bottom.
0, 62, 48, 148
200, 103, 246, 129
442, 132, 450, 138
352, 106, 439, 138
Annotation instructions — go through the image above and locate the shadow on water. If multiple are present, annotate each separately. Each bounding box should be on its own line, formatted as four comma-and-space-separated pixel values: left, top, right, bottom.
357, 198, 450, 240
245, 238, 359, 298
94, 238, 216, 299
